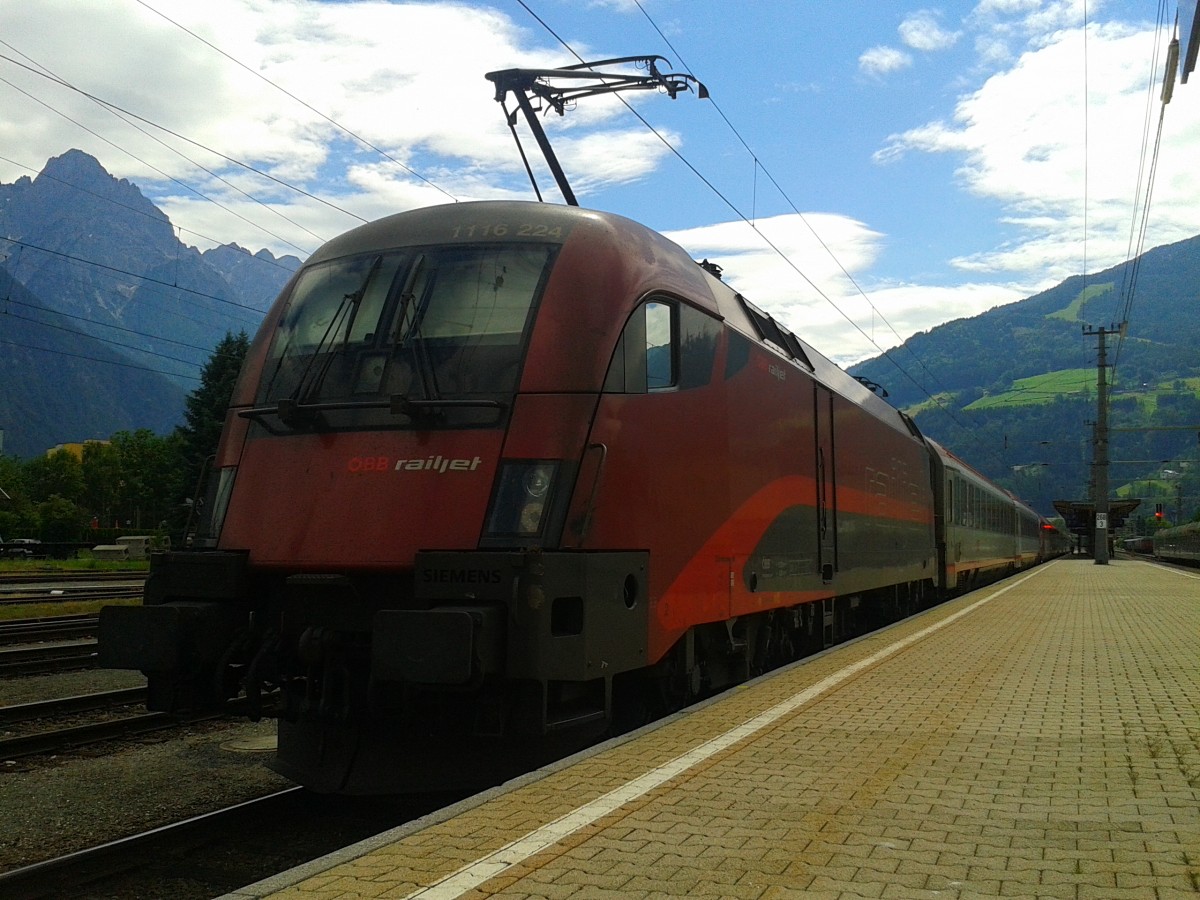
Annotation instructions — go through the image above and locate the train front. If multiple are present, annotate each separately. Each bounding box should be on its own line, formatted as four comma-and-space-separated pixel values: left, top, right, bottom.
99, 201, 652, 793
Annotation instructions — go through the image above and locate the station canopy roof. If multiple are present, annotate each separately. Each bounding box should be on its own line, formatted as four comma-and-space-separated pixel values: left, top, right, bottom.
1053, 499, 1142, 534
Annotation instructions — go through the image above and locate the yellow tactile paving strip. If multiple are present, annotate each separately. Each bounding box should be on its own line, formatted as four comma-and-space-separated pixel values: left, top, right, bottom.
229, 558, 1200, 899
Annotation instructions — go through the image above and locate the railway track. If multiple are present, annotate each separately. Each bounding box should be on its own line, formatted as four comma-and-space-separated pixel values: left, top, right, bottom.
0, 586, 142, 606
0, 787, 453, 900
0, 613, 99, 645
0, 685, 283, 761
0, 570, 146, 585
0, 686, 148, 725
0, 789, 305, 900
0, 613, 116, 676
0, 639, 98, 676
0, 570, 145, 605
0, 687, 172, 761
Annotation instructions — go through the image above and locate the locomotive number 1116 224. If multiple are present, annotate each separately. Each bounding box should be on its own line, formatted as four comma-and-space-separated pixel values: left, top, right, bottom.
448, 221, 564, 240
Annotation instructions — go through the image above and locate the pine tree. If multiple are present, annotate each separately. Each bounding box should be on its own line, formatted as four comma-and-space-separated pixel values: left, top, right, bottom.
176, 331, 250, 504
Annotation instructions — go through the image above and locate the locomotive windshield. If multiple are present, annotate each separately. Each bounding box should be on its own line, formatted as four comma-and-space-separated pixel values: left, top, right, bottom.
256, 242, 558, 429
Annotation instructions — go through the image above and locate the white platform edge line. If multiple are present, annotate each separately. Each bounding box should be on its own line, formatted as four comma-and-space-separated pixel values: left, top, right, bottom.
406, 566, 1049, 900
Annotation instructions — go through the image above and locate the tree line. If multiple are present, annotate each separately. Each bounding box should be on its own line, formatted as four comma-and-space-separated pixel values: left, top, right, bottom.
0, 332, 249, 544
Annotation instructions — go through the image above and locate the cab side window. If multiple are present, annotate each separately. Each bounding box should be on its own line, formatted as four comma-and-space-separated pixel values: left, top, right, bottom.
604, 298, 720, 393
604, 300, 671, 393
645, 300, 674, 389
679, 303, 721, 389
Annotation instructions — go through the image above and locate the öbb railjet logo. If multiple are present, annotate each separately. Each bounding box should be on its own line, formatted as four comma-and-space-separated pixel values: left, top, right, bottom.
346, 455, 484, 473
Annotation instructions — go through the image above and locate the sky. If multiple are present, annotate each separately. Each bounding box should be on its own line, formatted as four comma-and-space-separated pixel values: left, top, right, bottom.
0, 0, 1196, 366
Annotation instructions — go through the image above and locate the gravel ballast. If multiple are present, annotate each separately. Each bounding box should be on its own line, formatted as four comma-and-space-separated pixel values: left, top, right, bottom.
1, 670, 294, 873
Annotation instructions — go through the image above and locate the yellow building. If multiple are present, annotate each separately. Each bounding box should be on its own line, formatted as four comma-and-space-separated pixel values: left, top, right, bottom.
46, 440, 110, 460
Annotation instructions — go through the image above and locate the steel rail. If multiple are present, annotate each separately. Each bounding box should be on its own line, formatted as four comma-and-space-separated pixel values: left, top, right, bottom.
0, 788, 305, 900
0, 570, 146, 584
0, 587, 142, 606
0, 614, 99, 645
0, 687, 148, 726
0, 710, 174, 759
0, 640, 98, 675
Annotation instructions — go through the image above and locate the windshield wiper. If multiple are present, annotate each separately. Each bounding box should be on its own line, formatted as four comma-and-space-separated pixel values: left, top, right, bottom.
390, 395, 503, 418
288, 255, 383, 411
393, 256, 445, 402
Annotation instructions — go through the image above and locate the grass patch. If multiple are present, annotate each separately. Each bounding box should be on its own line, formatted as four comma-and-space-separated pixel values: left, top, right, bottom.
0, 597, 140, 621
0, 558, 150, 575
965, 368, 1094, 410
903, 392, 955, 417
1125, 377, 1200, 414
1047, 282, 1113, 322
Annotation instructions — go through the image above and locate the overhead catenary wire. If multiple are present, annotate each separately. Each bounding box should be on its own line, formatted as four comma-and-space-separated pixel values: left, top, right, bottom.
0, 336, 202, 382
0, 2, 1183, 453
0, 246, 254, 379
134, 0, 459, 205
626, 0, 1185, 463
0, 152, 300, 280
1109, 1, 1175, 376
0, 39, 333, 250
0, 51, 330, 256
0, 2, 469, 381
2, 307, 206, 371
515, 0, 975, 441
0, 34, 335, 382
2, 294, 245, 359
0, 235, 269, 320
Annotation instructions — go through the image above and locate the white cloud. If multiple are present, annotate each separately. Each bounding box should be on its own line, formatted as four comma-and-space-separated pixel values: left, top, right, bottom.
859, 46, 913, 77
665, 212, 883, 299
972, 0, 1045, 17
970, 0, 1084, 33
659, 213, 1026, 365
585, 0, 642, 11
873, 22, 1199, 286
2, 0, 1195, 372
974, 33, 1014, 66
899, 11, 961, 52
0, 0, 671, 255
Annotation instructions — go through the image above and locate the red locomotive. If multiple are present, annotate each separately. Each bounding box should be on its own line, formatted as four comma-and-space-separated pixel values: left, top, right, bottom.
100, 200, 1055, 792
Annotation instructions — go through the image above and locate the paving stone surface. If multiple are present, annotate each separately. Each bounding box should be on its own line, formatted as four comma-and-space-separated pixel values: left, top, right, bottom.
226, 558, 1200, 899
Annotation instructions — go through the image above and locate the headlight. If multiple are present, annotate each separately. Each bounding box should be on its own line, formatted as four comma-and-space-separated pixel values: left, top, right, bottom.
485, 461, 559, 538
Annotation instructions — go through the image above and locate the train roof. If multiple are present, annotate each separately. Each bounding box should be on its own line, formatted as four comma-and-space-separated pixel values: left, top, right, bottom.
926, 437, 1040, 513
306, 200, 652, 267
298, 200, 923, 441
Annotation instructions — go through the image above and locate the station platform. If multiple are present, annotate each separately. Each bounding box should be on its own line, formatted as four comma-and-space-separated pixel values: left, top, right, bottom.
224, 556, 1200, 899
